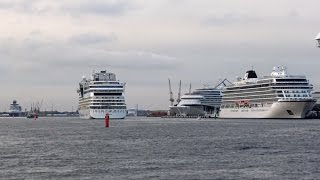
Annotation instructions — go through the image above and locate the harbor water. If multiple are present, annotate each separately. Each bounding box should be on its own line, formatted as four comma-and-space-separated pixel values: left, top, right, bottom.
1, 117, 320, 179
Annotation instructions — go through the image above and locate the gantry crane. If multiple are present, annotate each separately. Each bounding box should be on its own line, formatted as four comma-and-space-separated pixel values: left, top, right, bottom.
176, 80, 182, 104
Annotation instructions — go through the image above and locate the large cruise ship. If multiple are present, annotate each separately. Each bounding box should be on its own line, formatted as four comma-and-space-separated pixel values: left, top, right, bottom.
219, 66, 316, 119
77, 70, 127, 119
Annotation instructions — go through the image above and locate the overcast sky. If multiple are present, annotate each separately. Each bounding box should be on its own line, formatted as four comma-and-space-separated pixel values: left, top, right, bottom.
0, 0, 319, 111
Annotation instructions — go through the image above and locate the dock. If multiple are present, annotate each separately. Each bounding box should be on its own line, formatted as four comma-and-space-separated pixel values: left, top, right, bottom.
162, 115, 217, 119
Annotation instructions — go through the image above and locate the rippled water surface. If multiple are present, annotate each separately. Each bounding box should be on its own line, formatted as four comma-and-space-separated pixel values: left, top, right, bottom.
1, 117, 320, 179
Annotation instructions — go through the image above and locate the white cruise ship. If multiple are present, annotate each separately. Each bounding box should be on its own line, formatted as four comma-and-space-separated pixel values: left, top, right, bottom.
170, 94, 205, 116
77, 70, 127, 119
8, 100, 23, 117
219, 66, 316, 119
170, 87, 223, 117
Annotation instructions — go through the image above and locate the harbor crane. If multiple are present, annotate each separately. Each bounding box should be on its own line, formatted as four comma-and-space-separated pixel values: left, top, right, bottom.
30, 99, 43, 113
176, 80, 182, 104
168, 78, 174, 106
316, 32, 320, 47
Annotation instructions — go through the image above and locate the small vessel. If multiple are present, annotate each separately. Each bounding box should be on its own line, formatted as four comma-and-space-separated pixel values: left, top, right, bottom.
77, 69, 127, 119
8, 100, 22, 117
26, 112, 38, 119
219, 66, 316, 119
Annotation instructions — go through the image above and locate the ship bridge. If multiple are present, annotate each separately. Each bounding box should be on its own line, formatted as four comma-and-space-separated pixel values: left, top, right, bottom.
92, 70, 117, 81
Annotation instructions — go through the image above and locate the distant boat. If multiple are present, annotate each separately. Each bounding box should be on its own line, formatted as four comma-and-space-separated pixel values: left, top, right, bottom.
26, 112, 38, 119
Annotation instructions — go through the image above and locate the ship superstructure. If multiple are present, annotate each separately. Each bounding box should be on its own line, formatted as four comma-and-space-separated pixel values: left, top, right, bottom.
77, 70, 127, 119
193, 87, 223, 113
219, 66, 316, 118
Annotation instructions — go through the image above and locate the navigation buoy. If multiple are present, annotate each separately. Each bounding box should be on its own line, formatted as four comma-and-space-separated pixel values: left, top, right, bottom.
34, 113, 37, 121
105, 113, 109, 128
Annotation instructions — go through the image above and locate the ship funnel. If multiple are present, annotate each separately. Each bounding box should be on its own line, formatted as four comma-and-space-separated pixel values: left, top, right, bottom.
244, 70, 257, 79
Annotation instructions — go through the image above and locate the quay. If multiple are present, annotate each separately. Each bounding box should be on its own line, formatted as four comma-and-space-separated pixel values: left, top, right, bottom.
162, 115, 217, 119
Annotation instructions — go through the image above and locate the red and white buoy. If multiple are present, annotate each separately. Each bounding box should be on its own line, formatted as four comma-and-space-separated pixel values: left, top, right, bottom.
34, 113, 37, 121
105, 113, 109, 128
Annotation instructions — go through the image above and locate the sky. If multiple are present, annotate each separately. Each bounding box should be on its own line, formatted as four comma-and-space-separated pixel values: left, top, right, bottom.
0, 0, 319, 111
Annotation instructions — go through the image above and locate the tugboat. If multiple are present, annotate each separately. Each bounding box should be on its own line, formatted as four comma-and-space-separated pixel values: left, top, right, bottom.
26, 112, 38, 119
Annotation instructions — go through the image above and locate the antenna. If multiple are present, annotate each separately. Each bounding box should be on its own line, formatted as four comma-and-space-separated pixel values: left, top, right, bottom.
203, 83, 210, 89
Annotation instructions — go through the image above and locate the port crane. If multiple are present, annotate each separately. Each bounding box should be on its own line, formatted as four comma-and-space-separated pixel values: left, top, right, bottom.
30, 100, 43, 113
168, 78, 174, 106
176, 80, 182, 104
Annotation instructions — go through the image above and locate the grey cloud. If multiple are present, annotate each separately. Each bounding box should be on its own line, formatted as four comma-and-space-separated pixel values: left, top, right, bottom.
204, 13, 262, 26
68, 33, 117, 45
0, 0, 51, 14
44, 48, 180, 71
0, 0, 134, 16
0, 36, 180, 86
288, 10, 300, 19
61, 0, 134, 16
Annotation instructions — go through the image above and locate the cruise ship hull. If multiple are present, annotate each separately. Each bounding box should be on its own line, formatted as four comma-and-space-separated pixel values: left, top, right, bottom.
170, 105, 205, 116
79, 109, 126, 119
8, 112, 23, 117
219, 101, 316, 119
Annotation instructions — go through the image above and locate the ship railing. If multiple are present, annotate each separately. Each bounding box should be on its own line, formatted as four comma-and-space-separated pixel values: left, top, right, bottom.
263, 75, 306, 78
278, 97, 315, 102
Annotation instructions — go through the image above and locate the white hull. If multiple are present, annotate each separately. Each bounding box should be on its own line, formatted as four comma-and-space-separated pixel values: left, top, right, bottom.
169, 106, 205, 116
219, 101, 316, 119
79, 109, 126, 119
